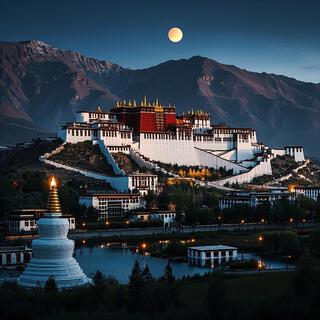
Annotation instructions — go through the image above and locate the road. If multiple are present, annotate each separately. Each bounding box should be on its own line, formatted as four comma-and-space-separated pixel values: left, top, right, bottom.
69, 222, 320, 240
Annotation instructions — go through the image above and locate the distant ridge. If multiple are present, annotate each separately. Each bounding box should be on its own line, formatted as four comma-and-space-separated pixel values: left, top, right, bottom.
1, 40, 320, 156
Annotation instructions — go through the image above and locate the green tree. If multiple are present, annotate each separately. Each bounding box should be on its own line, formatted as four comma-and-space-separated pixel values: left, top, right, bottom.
163, 261, 175, 285
207, 273, 225, 318
127, 260, 142, 312
93, 270, 106, 289
44, 276, 58, 293
141, 264, 153, 286
293, 250, 315, 296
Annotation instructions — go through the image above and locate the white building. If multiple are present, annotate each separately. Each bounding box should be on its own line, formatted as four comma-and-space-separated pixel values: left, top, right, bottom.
0, 246, 32, 266
57, 100, 306, 184
79, 192, 145, 222
6, 209, 75, 233
187, 245, 238, 267
128, 173, 158, 195
294, 186, 320, 201
129, 209, 177, 227
219, 190, 296, 209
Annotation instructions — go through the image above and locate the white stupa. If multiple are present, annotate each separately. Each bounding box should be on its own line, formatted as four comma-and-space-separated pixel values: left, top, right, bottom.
18, 177, 91, 289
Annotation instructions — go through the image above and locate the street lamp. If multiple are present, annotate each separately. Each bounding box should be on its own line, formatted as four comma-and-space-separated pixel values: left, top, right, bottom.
258, 235, 263, 269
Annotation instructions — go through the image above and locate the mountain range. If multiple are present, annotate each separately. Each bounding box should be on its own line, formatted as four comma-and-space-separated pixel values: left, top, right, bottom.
1, 40, 320, 156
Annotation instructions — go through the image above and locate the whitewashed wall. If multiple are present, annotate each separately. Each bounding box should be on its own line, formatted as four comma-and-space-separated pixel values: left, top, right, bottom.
195, 148, 248, 174
215, 158, 272, 186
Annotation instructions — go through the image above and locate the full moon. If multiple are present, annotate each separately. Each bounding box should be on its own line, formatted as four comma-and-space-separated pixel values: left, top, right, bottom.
168, 27, 183, 43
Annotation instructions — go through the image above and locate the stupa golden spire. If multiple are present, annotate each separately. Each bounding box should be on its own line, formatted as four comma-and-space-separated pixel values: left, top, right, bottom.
47, 177, 62, 214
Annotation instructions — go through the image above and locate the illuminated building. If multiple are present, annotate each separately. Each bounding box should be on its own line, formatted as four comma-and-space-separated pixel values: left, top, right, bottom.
187, 245, 238, 267
58, 98, 306, 184
79, 192, 145, 222
294, 185, 320, 201
219, 189, 296, 209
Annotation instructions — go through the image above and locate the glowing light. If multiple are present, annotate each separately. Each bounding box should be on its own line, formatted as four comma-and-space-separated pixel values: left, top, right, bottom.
141, 243, 147, 249
258, 236, 263, 242
288, 184, 297, 193
126, 220, 130, 224
191, 238, 195, 243
241, 219, 245, 224
289, 218, 293, 223
82, 240, 86, 244
50, 176, 57, 188
261, 218, 265, 223
105, 221, 109, 225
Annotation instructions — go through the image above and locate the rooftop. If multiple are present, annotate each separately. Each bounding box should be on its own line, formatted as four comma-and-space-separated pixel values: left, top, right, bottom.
188, 245, 237, 251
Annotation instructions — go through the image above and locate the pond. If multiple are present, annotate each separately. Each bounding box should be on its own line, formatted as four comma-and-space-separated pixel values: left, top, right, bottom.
74, 243, 294, 284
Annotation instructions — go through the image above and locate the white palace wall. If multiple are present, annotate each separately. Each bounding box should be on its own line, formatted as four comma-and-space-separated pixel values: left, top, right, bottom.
195, 148, 247, 174
215, 158, 272, 186
138, 134, 200, 166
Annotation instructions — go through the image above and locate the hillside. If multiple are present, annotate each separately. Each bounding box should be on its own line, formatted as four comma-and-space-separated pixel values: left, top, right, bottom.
1, 40, 320, 156
49, 141, 115, 175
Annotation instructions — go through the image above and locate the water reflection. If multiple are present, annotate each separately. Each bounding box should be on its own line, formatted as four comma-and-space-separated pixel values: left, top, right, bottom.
75, 245, 207, 284
74, 243, 293, 284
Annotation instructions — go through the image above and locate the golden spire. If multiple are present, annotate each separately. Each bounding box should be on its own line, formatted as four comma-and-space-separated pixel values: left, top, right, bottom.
47, 177, 62, 214
133, 99, 137, 107
143, 95, 147, 106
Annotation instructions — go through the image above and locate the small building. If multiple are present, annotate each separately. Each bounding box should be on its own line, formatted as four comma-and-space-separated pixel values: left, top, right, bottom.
79, 192, 145, 222
219, 190, 295, 209
6, 209, 75, 234
187, 245, 238, 267
128, 173, 158, 195
129, 209, 177, 227
294, 186, 320, 201
0, 246, 32, 266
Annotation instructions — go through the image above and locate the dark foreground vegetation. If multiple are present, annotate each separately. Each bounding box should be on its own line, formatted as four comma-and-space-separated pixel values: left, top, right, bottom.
1, 253, 320, 320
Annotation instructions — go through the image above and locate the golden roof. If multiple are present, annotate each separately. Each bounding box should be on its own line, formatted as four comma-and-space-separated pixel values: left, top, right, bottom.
47, 177, 62, 214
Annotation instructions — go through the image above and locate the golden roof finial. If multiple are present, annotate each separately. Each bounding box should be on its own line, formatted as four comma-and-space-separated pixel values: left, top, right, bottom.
155, 97, 159, 106
143, 95, 147, 106
133, 99, 137, 107
47, 177, 62, 214
96, 106, 102, 112
128, 100, 132, 107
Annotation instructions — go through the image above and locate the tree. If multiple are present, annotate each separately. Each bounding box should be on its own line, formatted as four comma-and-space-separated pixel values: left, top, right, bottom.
93, 270, 106, 289
279, 231, 300, 254
44, 276, 58, 293
127, 260, 142, 312
163, 261, 175, 285
141, 264, 153, 286
207, 273, 225, 318
293, 250, 315, 296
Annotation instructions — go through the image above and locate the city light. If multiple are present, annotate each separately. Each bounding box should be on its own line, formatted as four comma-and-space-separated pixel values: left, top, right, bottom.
258, 236, 263, 242
141, 243, 147, 249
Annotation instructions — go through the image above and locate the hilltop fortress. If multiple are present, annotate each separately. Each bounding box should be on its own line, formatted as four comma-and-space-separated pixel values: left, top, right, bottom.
58, 97, 305, 185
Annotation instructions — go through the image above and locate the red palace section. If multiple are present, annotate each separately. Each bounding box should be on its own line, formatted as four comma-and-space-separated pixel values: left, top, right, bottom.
111, 98, 176, 134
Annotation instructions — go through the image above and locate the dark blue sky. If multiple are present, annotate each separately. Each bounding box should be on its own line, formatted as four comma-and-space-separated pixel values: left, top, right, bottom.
1, 0, 320, 83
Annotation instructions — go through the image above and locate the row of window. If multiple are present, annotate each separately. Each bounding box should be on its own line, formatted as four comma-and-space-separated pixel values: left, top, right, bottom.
67, 129, 97, 137
98, 198, 140, 204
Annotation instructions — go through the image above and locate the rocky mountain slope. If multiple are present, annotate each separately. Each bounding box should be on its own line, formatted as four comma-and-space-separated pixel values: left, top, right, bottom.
1, 40, 320, 156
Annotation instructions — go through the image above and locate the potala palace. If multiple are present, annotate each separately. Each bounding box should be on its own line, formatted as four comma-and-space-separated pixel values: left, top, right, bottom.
58, 97, 305, 187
